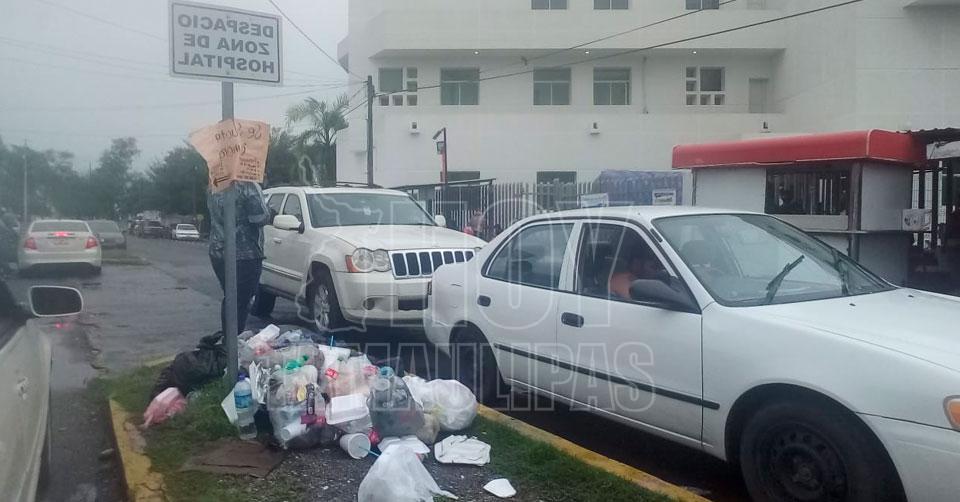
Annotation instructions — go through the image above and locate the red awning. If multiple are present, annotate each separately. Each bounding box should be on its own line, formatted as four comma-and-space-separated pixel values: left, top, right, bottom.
672, 130, 927, 170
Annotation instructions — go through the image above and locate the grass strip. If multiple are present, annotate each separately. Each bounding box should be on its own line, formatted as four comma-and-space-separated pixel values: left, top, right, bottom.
103, 366, 670, 502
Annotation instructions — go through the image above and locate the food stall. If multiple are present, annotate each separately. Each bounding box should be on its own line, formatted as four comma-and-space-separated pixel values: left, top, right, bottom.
672, 130, 927, 285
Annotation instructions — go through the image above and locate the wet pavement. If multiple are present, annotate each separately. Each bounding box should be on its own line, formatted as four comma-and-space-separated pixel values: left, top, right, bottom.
7, 235, 748, 501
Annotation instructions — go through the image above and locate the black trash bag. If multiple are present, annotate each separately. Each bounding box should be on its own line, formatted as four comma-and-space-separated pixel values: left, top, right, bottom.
151, 332, 227, 398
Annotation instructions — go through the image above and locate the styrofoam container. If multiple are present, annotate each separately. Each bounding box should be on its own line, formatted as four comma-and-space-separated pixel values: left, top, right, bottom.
325, 393, 369, 425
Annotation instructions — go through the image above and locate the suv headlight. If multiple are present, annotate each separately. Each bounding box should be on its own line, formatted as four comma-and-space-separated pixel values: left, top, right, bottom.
347, 248, 392, 273
946, 397, 960, 430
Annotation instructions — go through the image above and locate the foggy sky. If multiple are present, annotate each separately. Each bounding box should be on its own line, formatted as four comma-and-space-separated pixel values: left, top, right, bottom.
0, 0, 351, 172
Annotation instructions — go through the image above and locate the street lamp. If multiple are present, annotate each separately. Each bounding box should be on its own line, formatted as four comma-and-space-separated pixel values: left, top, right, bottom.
433, 127, 448, 184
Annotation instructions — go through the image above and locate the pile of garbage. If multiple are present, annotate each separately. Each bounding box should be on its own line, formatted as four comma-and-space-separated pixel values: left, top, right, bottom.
147, 324, 507, 501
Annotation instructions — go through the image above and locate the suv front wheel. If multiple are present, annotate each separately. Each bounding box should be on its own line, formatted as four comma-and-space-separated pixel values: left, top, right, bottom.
308, 268, 344, 331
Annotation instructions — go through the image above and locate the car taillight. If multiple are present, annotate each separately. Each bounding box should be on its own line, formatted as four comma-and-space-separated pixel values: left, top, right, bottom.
85, 236, 99, 249
24, 237, 37, 250
427, 280, 433, 296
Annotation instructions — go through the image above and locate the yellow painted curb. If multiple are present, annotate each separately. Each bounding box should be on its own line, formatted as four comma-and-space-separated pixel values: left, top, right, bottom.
143, 354, 175, 369
109, 399, 168, 502
477, 405, 709, 502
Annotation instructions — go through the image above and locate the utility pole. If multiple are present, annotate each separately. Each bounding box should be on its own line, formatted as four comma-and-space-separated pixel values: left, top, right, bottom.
22, 141, 28, 225
222, 81, 239, 385
366, 75, 375, 187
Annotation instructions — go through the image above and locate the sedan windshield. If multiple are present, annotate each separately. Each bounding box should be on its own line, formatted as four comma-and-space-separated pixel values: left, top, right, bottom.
177, 225, 197, 231
654, 214, 892, 306
306, 193, 435, 228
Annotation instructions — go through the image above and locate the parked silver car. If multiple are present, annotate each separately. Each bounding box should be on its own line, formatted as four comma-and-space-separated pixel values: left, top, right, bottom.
0, 280, 83, 502
18, 220, 102, 276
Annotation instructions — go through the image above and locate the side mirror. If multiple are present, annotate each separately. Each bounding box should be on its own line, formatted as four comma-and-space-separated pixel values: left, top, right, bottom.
629, 277, 698, 313
434, 215, 447, 228
273, 214, 304, 233
29, 286, 83, 317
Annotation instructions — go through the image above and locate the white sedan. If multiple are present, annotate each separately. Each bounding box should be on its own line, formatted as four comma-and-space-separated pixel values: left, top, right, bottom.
0, 280, 83, 501
425, 206, 960, 502
18, 220, 102, 276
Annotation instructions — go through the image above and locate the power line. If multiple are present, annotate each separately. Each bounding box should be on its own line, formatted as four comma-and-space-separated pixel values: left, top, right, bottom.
0, 86, 338, 113
483, 0, 738, 74
343, 98, 368, 118
378, 0, 863, 98
265, 0, 363, 80
34, 0, 165, 41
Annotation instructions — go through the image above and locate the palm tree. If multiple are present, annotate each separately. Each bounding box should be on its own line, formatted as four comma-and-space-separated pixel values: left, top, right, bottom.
285, 94, 349, 185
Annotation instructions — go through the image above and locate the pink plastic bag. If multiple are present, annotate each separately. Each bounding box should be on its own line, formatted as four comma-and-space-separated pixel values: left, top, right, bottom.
143, 387, 188, 427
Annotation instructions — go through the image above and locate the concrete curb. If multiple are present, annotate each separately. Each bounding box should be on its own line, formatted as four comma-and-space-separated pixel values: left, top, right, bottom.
477, 405, 709, 502
108, 399, 168, 501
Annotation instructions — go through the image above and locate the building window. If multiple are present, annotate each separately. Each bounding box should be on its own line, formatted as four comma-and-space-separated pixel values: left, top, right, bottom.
685, 66, 725, 106
686, 0, 720, 9
534, 68, 571, 105
765, 167, 850, 216
594, 68, 630, 106
378, 67, 416, 106
595, 0, 628, 9
532, 0, 567, 9
441, 68, 479, 106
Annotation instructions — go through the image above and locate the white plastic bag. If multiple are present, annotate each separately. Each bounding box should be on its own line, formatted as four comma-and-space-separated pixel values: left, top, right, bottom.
358, 445, 458, 502
403, 377, 478, 431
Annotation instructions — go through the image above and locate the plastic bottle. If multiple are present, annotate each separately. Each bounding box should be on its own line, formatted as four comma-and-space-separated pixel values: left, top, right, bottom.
234, 375, 258, 440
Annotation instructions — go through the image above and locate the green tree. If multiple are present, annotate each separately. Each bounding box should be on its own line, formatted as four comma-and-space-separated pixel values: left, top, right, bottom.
146, 145, 207, 216
89, 137, 140, 218
285, 94, 349, 185
264, 127, 316, 188
0, 136, 80, 219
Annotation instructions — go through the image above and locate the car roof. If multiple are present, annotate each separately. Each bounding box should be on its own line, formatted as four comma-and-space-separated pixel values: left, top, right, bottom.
264, 186, 410, 197
524, 206, 757, 225
31, 219, 88, 225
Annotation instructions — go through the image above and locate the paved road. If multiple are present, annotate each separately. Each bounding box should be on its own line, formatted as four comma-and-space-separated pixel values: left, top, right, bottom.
126, 236, 749, 501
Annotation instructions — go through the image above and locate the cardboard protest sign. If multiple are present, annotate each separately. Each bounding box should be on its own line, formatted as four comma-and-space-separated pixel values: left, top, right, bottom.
189, 119, 270, 191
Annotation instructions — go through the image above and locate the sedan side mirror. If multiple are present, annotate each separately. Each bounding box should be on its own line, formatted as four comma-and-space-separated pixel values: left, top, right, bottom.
273, 214, 304, 233
434, 215, 447, 228
629, 277, 698, 313
29, 286, 83, 317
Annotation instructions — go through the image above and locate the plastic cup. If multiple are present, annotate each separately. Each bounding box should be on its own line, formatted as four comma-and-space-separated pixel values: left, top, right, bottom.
339, 432, 371, 459
279, 422, 307, 442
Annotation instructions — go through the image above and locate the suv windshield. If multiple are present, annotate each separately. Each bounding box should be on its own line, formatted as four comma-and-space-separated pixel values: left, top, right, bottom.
306, 193, 435, 228
88, 221, 120, 233
177, 224, 197, 231
654, 214, 892, 306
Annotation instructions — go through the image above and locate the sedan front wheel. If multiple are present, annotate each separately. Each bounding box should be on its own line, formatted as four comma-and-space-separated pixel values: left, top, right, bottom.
739, 397, 903, 502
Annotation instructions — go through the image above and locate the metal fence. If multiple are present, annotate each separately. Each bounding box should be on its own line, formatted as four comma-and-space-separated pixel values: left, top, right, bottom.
397, 174, 683, 240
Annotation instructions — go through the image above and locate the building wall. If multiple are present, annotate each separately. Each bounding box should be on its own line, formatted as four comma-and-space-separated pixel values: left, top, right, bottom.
337, 0, 960, 188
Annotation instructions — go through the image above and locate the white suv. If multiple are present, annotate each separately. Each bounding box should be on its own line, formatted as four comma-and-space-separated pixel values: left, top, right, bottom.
255, 186, 485, 330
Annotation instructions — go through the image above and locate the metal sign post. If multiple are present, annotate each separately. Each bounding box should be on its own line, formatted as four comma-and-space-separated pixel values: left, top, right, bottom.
169, 1, 282, 385
222, 81, 239, 384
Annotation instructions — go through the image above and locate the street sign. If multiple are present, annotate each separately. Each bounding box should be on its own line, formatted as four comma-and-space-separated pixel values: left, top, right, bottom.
169, 1, 282, 85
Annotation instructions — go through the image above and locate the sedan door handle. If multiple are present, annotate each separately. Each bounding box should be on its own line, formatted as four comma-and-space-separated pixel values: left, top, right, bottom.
561, 312, 584, 328
477, 295, 491, 307
272, 238, 282, 244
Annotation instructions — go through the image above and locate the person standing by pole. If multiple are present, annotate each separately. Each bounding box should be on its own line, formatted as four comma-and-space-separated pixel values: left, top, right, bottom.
207, 181, 270, 337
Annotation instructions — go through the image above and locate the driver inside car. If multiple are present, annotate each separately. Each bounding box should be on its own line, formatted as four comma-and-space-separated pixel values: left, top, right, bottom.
607, 245, 665, 299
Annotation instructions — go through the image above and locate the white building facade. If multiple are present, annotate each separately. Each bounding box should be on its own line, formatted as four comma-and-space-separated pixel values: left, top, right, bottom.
335, 0, 960, 189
